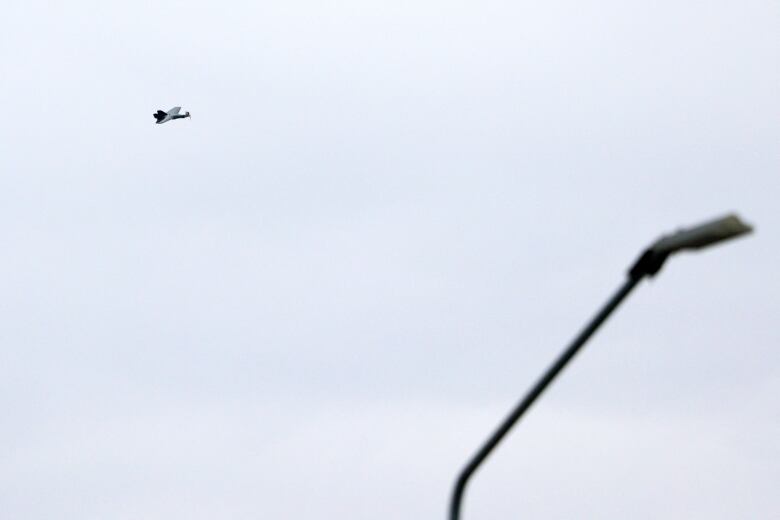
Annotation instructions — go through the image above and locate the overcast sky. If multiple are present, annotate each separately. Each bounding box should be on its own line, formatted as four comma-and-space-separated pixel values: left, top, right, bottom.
1, 0, 778, 518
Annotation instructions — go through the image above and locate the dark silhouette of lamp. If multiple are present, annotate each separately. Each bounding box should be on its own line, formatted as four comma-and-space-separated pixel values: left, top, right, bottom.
449, 213, 753, 520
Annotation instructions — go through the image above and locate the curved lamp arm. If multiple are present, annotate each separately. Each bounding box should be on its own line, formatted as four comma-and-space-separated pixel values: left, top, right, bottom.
449, 213, 753, 520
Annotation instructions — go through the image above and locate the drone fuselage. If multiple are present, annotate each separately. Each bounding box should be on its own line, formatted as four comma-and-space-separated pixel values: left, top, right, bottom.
154, 107, 190, 124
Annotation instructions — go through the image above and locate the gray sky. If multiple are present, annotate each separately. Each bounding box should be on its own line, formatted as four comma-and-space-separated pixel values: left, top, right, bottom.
1, 0, 778, 518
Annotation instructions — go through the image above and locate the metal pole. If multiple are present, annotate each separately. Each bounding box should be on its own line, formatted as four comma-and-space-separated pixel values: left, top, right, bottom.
448, 213, 753, 519
449, 274, 643, 520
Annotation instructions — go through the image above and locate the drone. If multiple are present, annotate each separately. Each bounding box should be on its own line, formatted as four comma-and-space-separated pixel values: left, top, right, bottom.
153, 106, 191, 124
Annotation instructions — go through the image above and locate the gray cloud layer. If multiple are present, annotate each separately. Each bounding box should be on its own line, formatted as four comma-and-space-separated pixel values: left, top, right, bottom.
1, 0, 778, 518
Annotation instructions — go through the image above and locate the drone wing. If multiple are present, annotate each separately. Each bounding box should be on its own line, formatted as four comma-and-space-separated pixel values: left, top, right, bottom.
167, 107, 181, 116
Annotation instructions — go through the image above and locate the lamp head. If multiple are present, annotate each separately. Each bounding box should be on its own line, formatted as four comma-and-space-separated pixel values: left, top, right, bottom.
650, 214, 753, 255
629, 213, 753, 280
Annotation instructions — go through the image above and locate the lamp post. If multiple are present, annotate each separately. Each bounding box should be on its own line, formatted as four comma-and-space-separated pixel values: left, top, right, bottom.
449, 213, 753, 520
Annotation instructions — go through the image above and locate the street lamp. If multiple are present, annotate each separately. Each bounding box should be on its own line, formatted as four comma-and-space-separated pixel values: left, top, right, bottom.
449, 213, 753, 520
